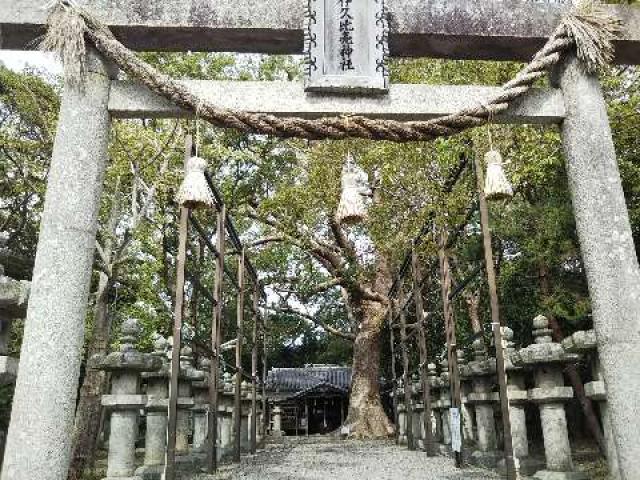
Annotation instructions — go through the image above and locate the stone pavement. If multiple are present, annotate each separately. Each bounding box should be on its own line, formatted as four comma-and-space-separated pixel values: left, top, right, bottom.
185, 438, 501, 480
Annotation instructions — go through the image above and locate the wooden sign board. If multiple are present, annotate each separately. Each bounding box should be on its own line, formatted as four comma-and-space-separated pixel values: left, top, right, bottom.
304, 0, 389, 94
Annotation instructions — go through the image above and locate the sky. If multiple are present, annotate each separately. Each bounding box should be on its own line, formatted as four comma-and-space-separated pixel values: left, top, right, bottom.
0, 50, 62, 75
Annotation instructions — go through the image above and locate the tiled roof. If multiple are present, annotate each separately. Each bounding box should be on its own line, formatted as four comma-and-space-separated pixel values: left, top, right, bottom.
266, 365, 352, 393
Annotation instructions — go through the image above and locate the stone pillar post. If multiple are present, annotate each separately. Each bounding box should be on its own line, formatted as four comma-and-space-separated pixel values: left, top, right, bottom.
514, 315, 586, 480
457, 350, 475, 443
1, 50, 117, 480
220, 406, 234, 457
438, 357, 452, 451
176, 346, 204, 456
136, 334, 169, 478
428, 364, 443, 443
240, 381, 250, 451
397, 402, 407, 445
554, 54, 640, 480
563, 329, 620, 479
272, 405, 284, 437
192, 358, 210, 452
96, 319, 161, 480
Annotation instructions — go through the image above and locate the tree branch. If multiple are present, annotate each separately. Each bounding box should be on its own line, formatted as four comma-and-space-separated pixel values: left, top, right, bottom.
271, 305, 355, 341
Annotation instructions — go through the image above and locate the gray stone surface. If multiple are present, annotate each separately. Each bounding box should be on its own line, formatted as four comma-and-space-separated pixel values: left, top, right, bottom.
2, 1, 639, 64
0, 50, 116, 480
554, 54, 640, 480
109, 80, 565, 124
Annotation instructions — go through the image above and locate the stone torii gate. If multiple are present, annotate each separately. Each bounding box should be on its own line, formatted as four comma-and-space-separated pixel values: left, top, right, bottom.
0, 1, 639, 480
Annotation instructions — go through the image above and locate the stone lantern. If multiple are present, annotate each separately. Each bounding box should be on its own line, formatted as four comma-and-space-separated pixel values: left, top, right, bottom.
93, 318, 161, 480
463, 338, 500, 467
512, 315, 587, 480
502, 327, 544, 476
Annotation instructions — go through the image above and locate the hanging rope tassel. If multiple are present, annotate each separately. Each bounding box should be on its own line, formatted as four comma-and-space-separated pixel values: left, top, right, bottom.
336, 153, 369, 225
484, 150, 513, 201
40, 0, 87, 87
562, 0, 621, 74
176, 156, 215, 209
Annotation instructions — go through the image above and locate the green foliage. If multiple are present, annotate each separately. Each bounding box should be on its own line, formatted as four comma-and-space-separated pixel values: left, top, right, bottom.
0, 50, 638, 375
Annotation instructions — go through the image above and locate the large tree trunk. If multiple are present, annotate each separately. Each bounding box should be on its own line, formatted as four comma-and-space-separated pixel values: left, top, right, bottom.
344, 254, 394, 438
67, 272, 113, 480
345, 301, 394, 438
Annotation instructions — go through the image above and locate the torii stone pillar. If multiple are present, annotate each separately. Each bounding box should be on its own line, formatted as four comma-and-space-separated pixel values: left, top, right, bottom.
1, 50, 116, 480
553, 55, 640, 480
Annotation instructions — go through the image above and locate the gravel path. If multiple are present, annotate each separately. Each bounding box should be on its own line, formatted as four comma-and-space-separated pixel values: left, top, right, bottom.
190, 437, 501, 480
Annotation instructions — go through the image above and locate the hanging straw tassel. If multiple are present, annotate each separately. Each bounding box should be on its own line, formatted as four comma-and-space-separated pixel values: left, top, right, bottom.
562, 0, 621, 74
40, 1, 88, 88
176, 156, 215, 210
336, 153, 369, 225
484, 150, 513, 201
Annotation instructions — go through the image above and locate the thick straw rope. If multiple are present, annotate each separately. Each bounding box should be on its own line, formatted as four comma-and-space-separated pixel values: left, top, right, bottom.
43, 0, 619, 143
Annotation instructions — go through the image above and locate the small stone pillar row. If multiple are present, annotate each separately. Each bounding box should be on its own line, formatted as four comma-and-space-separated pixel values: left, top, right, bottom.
95, 319, 161, 480
176, 346, 204, 455
513, 315, 586, 480
136, 334, 170, 478
563, 330, 620, 480
192, 357, 210, 452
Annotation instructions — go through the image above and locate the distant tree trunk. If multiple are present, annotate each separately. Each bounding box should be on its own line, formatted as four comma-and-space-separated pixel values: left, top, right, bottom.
344, 256, 394, 438
463, 289, 482, 334
538, 264, 606, 455
67, 272, 114, 480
